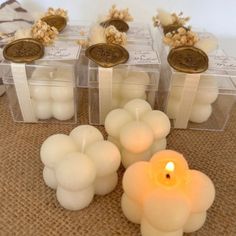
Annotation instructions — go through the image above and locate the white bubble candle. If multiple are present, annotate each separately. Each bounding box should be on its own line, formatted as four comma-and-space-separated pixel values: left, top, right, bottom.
40, 125, 121, 210
122, 150, 215, 236
167, 74, 219, 126
30, 68, 75, 121
105, 99, 171, 168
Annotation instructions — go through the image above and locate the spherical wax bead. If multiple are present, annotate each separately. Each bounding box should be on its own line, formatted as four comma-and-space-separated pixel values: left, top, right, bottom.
121, 193, 142, 224
150, 150, 189, 186
195, 76, 218, 104
185, 170, 215, 213
56, 185, 94, 211
40, 134, 77, 168
30, 84, 51, 101
51, 86, 74, 102
124, 99, 152, 118
105, 109, 133, 138
190, 103, 212, 123
151, 138, 167, 155
127, 71, 150, 85
94, 172, 118, 195
120, 96, 148, 108
195, 86, 218, 104
169, 75, 218, 105
120, 76, 146, 100
183, 211, 207, 233
143, 189, 190, 231
141, 110, 171, 140
55, 152, 96, 191
123, 162, 155, 204
121, 148, 151, 169
31, 68, 52, 79
43, 166, 58, 189
85, 140, 121, 177
70, 125, 104, 151
141, 218, 183, 236
54, 69, 74, 82
33, 100, 52, 120
120, 121, 154, 154
52, 100, 75, 121
166, 97, 179, 119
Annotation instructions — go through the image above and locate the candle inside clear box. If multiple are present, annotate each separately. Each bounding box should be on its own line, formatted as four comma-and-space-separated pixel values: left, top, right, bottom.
29, 66, 75, 121
166, 73, 219, 125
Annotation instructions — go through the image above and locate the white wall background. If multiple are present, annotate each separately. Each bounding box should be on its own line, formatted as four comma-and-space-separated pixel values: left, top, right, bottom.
16, 0, 236, 37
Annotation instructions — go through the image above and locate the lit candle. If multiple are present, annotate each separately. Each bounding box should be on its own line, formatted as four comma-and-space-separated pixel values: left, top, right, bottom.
122, 150, 215, 236
40, 125, 121, 210
105, 99, 170, 168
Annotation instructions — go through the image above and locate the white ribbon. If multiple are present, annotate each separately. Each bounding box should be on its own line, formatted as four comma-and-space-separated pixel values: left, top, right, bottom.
98, 67, 113, 124
11, 63, 37, 122
174, 74, 201, 129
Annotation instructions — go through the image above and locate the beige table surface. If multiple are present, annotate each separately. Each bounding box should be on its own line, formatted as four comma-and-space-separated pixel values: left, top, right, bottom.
0, 93, 236, 236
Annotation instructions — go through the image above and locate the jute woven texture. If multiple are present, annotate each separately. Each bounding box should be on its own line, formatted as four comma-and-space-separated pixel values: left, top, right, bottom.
0, 93, 236, 236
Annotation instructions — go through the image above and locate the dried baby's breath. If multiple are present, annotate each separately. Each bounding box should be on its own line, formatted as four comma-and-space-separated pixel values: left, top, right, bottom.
43, 7, 68, 20
163, 27, 199, 47
106, 5, 133, 22
31, 20, 59, 46
105, 25, 127, 46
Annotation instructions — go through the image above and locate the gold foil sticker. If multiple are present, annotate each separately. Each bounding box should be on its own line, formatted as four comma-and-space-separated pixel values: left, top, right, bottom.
41, 15, 67, 32
167, 46, 209, 73
85, 43, 129, 68
3, 38, 44, 63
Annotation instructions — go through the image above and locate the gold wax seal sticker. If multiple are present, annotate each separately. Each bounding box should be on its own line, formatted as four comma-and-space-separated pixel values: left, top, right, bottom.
101, 19, 129, 32
3, 38, 44, 63
41, 15, 67, 32
85, 43, 129, 68
167, 46, 209, 73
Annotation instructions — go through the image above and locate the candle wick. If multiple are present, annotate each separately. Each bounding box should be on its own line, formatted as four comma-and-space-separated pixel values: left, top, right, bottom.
166, 173, 171, 179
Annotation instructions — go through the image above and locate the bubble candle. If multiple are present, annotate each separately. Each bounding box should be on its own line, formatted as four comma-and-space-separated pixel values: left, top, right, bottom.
122, 150, 215, 236
40, 125, 121, 210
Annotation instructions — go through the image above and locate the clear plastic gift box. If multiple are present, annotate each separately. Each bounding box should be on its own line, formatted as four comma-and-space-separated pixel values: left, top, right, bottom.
88, 44, 161, 125
157, 43, 236, 131
126, 22, 153, 45
0, 38, 82, 124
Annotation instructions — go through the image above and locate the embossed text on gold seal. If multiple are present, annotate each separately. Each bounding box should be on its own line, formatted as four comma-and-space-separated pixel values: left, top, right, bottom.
101, 19, 129, 32
3, 38, 44, 63
41, 15, 67, 32
85, 43, 129, 68
167, 46, 209, 73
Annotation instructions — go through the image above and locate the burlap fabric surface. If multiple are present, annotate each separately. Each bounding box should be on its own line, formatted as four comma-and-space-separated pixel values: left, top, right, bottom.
0, 93, 236, 236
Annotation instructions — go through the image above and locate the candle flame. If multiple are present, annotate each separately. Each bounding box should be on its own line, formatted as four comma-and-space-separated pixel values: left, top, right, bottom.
165, 161, 175, 172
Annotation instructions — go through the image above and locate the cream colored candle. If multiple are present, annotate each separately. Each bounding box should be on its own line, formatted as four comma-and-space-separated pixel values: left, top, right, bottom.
122, 150, 215, 236
30, 68, 75, 121
105, 99, 170, 168
40, 125, 121, 210
167, 74, 219, 124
